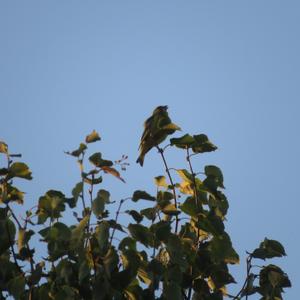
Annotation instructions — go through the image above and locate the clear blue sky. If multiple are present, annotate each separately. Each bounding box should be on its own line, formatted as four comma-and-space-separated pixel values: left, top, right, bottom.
1, 1, 299, 298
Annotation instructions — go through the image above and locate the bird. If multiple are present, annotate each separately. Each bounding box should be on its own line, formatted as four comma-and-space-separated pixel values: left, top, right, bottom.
136, 105, 180, 166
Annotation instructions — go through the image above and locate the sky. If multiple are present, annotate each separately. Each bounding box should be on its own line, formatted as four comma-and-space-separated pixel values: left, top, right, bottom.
1, 1, 299, 298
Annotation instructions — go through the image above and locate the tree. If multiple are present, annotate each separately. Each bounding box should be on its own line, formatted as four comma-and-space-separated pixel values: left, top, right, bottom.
0, 107, 291, 300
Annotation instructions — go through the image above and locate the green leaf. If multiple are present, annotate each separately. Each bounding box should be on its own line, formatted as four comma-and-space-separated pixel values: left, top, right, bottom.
95, 221, 110, 255
140, 207, 157, 221
126, 210, 144, 223
92, 189, 110, 217
7, 275, 25, 300
252, 238, 287, 259
164, 282, 182, 300
180, 196, 200, 217
132, 190, 155, 202
7, 162, 32, 180
78, 260, 90, 283
128, 224, 153, 247
85, 130, 101, 143
0, 218, 16, 255
170, 134, 195, 149
70, 215, 89, 250
65, 143, 87, 157
119, 237, 137, 251
37, 190, 66, 224
192, 134, 217, 153
89, 152, 113, 168
150, 220, 171, 242
65, 182, 83, 208
204, 165, 224, 189
209, 232, 239, 264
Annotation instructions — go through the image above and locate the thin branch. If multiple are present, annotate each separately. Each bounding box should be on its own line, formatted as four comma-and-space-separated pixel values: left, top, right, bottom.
109, 198, 127, 244
156, 146, 179, 233
233, 255, 253, 300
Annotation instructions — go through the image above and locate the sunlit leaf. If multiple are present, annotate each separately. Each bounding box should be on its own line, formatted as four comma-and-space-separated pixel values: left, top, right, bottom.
154, 175, 168, 188
102, 166, 125, 183
7, 162, 32, 180
85, 130, 101, 143
0, 141, 8, 154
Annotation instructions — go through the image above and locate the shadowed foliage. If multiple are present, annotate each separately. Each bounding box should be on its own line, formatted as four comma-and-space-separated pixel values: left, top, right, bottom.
0, 107, 290, 299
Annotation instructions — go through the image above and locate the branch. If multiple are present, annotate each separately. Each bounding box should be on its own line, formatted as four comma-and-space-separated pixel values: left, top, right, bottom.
156, 146, 179, 233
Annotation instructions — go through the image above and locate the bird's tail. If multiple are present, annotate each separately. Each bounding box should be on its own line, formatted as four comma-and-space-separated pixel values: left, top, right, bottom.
136, 155, 144, 166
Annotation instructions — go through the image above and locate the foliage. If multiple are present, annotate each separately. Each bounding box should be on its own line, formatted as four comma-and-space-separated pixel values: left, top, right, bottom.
0, 107, 291, 300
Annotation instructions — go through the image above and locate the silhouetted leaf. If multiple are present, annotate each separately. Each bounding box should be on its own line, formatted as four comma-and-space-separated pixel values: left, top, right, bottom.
65, 143, 87, 157
132, 190, 155, 202
7, 275, 25, 300
170, 134, 195, 149
89, 152, 113, 168
92, 189, 110, 217
252, 238, 287, 259
192, 134, 217, 153
126, 210, 144, 223
128, 224, 153, 247
204, 165, 224, 189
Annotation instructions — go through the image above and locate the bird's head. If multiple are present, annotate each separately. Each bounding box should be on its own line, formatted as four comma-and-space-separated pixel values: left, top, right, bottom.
153, 105, 168, 114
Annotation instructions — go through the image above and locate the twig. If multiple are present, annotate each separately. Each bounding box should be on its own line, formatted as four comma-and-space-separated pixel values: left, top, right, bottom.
156, 146, 179, 233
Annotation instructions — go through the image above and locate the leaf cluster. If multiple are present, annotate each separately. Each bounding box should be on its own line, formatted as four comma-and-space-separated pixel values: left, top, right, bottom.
0, 109, 291, 300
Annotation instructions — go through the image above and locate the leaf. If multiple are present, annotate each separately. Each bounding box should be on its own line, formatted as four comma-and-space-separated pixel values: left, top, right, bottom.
18, 228, 34, 252
176, 169, 194, 183
37, 190, 66, 224
128, 224, 153, 247
180, 196, 200, 217
65, 182, 83, 208
70, 215, 89, 250
92, 189, 110, 217
204, 165, 224, 189
164, 282, 182, 300
101, 166, 125, 183
89, 152, 113, 168
252, 238, 287, 259
0, 141, 8, 154
154, 175, 168, 188
0, 218, 16, 255
119, 237, 137, 251
85, 130, 101, 143
1, 184, 25, 204
209, 232, 239, 264
192, 134, 217, 153
95, 221, 110, 255
132, 190, 155, 202
150, 220, 171, 242
140, 207, 157, 221
7, 275, 25, 300
126, 210, 144, 223
107, 219, 125, 233
170, 134, 195, 149
65, 143, 87, 157
162, 203, 180, 216
7, 162, 32, 180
